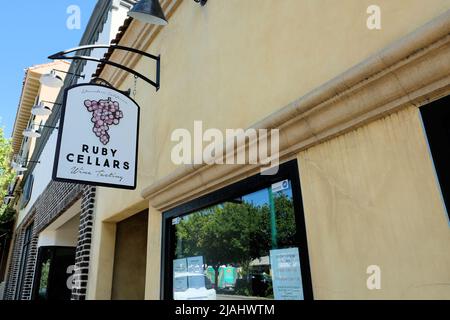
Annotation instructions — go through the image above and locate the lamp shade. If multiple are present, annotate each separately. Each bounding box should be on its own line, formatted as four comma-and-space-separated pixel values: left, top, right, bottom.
16, 166, 28, 173
22, 128, 42, 138
31, 102, 52, 116
11, 162, 27, 173
128, 0, 168, 25
40, 70, 64, 88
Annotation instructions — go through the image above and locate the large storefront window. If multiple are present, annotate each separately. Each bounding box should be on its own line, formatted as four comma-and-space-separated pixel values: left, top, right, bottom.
163, 160, 313, 300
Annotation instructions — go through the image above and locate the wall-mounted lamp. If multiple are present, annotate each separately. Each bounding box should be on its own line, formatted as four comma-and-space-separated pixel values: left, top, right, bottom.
128, 0, 168, 25
4, 194, 15, 201
40, 70, 62, 88
11, 159, 27, 172
31, 103, 52, 116
11, 155, 40, 173
31, 101, 61, 116
194, 0, 208, 6
12, 164, 27, 173
127, 0, 207, 26
40, 69, 85, 88
12, 162, 40, 173
22, 123, 59, 138
22, 128, 41, 138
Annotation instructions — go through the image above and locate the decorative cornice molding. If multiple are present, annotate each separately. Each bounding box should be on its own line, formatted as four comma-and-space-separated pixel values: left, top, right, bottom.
141, 10, 450, 211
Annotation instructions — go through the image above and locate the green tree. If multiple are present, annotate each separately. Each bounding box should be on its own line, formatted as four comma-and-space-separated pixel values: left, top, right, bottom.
0, 126, 15, 219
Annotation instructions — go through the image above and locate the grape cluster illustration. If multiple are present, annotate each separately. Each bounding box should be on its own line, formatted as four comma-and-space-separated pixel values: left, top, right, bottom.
84, 98, 124, 145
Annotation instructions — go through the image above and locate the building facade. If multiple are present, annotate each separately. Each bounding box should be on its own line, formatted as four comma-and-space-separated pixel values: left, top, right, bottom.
87, 0, 450, 300
2, 0, 450, 301
0, 61, 70, 299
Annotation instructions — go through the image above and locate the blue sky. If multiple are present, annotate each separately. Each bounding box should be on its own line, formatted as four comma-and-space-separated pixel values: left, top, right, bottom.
0, 0, 97, 138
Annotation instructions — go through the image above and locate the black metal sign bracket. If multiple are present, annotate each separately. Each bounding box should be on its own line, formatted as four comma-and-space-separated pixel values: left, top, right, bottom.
48, 44, 161, 91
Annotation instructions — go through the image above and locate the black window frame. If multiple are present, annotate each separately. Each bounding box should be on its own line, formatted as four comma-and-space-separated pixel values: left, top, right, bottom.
161, 159, 314, 300
420, 95, 450, 221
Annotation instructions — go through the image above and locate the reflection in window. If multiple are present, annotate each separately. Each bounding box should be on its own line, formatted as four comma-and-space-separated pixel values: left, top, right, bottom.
172, 180, 304, 300
38, 260, 50, 299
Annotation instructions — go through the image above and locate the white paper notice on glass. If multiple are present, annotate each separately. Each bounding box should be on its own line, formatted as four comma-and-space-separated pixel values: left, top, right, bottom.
187, 256, 204, 274
269, 247, 304, 300
173, 258, 188, 292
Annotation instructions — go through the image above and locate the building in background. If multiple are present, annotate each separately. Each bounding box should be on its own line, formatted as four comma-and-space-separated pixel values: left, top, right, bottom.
0, 61, 69, 299
2, 0, 136, 300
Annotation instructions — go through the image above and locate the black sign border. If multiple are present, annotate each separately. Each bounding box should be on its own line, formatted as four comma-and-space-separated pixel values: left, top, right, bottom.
52, 83, 140, 190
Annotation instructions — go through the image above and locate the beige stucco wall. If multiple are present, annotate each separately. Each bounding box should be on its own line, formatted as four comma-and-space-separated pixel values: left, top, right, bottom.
144, 206, 162, 300
96, 0, 450, 222
298, 106, 450, 299
87, 1, 450, 299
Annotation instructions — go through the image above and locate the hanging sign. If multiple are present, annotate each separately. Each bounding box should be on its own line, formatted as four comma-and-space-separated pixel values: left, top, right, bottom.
53, 84, 139, 189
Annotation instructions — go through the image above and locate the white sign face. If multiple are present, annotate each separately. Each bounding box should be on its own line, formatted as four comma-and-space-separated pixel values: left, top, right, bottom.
53, 84, 139, 189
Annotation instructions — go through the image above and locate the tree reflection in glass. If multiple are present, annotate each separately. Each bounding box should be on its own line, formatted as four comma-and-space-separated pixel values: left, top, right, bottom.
173, 181, 298, 299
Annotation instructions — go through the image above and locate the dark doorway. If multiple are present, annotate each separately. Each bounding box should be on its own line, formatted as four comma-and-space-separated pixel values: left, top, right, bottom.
32, 246, 76, 300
